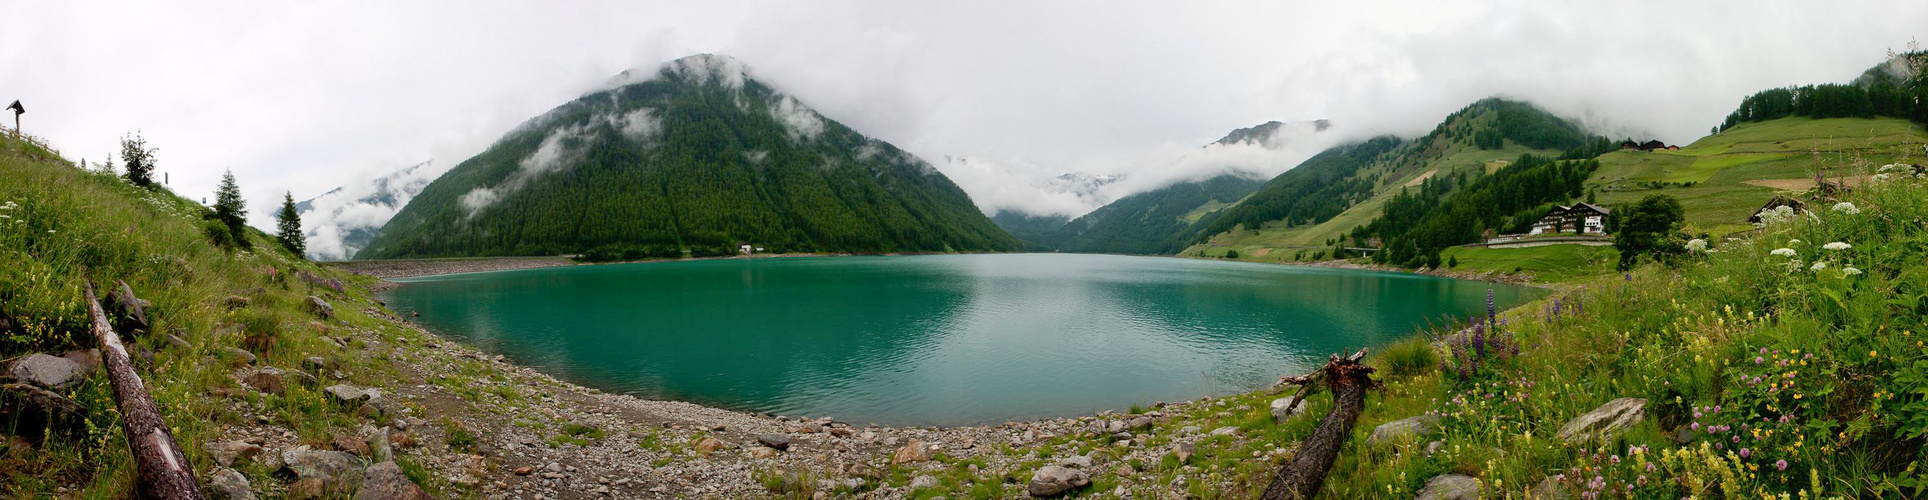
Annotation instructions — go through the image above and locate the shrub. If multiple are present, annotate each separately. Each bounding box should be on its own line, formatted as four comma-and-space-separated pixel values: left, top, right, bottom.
1380, 337, 1440, 378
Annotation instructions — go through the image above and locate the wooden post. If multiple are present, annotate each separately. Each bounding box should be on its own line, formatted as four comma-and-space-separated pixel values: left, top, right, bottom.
84, 282, 205, 500
1261, 349, 1376, 500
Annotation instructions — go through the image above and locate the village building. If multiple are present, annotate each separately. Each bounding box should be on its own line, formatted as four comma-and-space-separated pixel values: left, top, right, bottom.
1528, 203, 1611, 235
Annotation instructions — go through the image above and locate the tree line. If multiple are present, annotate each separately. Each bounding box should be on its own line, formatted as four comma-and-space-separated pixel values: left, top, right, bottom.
1352, 154, 1601, 268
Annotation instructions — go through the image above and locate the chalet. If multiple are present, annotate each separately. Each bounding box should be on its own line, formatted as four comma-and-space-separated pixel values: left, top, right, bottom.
739, 244, 754, 255
1528, 203, 1610, 235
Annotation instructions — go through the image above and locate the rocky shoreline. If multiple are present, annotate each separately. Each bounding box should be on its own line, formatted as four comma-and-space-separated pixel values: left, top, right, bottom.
324, 256, 580, 280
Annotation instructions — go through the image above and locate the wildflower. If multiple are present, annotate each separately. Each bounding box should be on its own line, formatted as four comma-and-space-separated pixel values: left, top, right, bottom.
1831, 202, 1860, 215
1776, 459, 1789, 471
1754, 356, 1764, 365
1740, 448, 1751, 458
1810, 261, 1826, 272
1822, 242, 1851, 251
1770, 248, 1797, 257
1685, 238, 1709, 253
1843, 267, 1862, 276
1788, 239, 1802, 245
1870, 350, 1878, 358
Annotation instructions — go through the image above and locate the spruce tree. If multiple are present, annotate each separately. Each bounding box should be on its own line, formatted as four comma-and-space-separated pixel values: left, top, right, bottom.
120, 131, 157, 187
275, 191, 306, 258
214, 170, 250, 248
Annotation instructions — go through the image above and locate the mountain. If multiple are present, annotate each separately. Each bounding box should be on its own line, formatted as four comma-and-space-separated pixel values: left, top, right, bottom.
1212, 119, 1331, 147
295, 161, 436, 260
989, 211, 1069, 250
359, 54, 1021, 260
1188, 98, 1612, 260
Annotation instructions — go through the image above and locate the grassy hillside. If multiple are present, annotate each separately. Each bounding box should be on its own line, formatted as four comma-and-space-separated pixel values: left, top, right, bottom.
361, 54, 1020, 260
1589, 117, 1927, 236
1047, 173, 1264, 255
0, 134, 425, 495
1438, 244, 1619, 283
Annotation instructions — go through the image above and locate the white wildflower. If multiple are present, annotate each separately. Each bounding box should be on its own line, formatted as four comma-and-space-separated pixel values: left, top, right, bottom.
1873, 173, 1893, 182
1822, 242, 1851, 251
1788, 239, 1802, 245
1770, 248, 1798, 258
1831, 202, 1860, 215
1843, 267, 1863, 276
1685, 239, 1709, 253
1754, 205, 1798, 227
1810, 261, 1827, 272
1785, 258, 1805, 272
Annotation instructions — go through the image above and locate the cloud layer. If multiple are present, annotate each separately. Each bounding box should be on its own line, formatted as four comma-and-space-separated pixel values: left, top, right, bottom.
3, 1, 1921, 224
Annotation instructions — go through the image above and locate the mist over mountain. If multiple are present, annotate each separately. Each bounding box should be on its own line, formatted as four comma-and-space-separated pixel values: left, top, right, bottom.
295, 161, 440, 261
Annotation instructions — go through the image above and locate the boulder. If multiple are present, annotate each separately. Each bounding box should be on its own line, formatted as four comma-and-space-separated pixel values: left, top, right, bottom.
222, 347, 257, 366
693, 437, 726, 454
204, 440, 266, 466
1415, 474, 1483, 500
306, 296, 334, 320
1367, 415, 1440, 446
241, 367, 288, 395
909, 475, 939, 490
332, 433, 372, 457
1061, 454, 1094, 469
747, 446, 779, 459
1209, 426, 1239, 437
1128, 416, 1153, 430
354, 461, 429, 500
1270, 397, 1305, 423
9, 353, 85, 391
1027, 465, 1091, 497
165, 334, 191, 351
0, 383, 86, 436
278, 448, 365, 494
891, 439, 932, 464
1557, 398, 1647, 443
757, 433, 790, 451
325, 384, 382, 406
206, 467, 255, 500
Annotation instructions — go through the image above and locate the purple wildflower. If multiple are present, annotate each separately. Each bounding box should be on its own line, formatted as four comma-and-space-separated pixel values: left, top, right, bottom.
1740, 448, 1751, 458
1486, 287, 1497, 326
1776, 460, 1789, 471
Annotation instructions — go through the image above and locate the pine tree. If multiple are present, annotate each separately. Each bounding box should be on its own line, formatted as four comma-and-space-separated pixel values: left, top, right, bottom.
275, 191, 306, 258
120, 131, 158, 187
214, 170, 250, 248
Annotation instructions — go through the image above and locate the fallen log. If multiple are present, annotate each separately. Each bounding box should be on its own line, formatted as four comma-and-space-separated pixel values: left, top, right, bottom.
1262, 349, 1377, 500
85, 281, 203, 499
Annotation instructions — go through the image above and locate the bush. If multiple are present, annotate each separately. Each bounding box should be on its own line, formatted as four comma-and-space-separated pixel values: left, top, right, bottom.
202, 218, 235, 248
1379, 337, 1440, 378
1224, 249, 1240, 259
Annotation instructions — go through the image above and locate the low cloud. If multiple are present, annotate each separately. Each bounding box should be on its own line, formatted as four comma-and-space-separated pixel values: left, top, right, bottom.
298, 160, 444, 260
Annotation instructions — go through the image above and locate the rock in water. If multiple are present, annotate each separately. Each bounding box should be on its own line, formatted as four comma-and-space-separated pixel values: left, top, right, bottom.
1368, 415, 1441, 446
757, 433, 790, 451
306, 296, 334, 320
891, 439, 932, 464
355, 461, 429, 500
1558, 398, 1647, 443
206, 467, 256, 500
1027, 465, 1091, 497
8, 353, 85, 391
1415, 474, 1483, 500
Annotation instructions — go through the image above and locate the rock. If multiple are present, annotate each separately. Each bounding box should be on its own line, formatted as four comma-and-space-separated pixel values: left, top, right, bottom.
60, 349, 101, 375
1368, 415, 1441, 446
165, 334, 191, 351
224, 295, 251, 309
1171, 442, 1195, 464
891, 439, 932, 464
287, 369, 320, 387
1105, 420, 1128, 434
513, 467, 533, 476
222, 347, 257, 366
1209, 426, 1239, 437
306, 296, 335, 320
278, 449, 365, 494
908, 474, 940, 490
1425, 440, 1445, 455
206, 467, 255, 500
1557, 398, 1647, 443
0, 382, 86, 435
325, 384, 382, 406
798, 422, 823, 433
1415, 474, 1483, 500
304, 356, 329, 371
1529, 475, 1573, 499
757, 433, 790, 451
693, 437, 726, 454
8, 353, 85, 391
241, 367, 288, 395
1114, 464, 1135, 476
828, 427, 852, 438
370, 428, 392, 461
205, 440, 265, 466
747, 446, 779, 459
1129, 416, 1153, 430
1062, 454, 1094, 469
332, 433, 371, 457
1270, 397, 1305, 423
1674, 426, 1694, 445
1027, 465, 1091, 497
355, 461, 429, 500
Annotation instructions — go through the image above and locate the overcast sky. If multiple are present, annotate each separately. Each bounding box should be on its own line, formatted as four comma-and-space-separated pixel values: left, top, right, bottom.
5, 1, 1923, 226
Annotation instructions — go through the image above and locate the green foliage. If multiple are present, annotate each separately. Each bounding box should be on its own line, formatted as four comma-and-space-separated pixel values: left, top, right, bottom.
117, 131, 156, 188
1611, 194, 1685, 270
1718, 51, 1928, 132
360, 58, 1020, 259
1223, 249, 1239, 259
1049, 174, 1263, 254
275, 192, 305, 258
1197, 136, 1403, 240
1379, 337, 1440, 378
1358, 155, 1601, 267
213, 169, 248, 249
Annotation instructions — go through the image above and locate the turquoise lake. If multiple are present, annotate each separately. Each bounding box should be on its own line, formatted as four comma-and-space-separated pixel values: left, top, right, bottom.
380, 253, 1544, 426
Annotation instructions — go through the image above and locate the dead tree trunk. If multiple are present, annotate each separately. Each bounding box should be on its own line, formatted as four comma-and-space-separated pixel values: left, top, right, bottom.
1262, 349, 1377, 500
85, 282, 204, 500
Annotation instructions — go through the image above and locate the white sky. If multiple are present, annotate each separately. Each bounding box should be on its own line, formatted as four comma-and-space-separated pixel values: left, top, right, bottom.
4, 1, 1922, 223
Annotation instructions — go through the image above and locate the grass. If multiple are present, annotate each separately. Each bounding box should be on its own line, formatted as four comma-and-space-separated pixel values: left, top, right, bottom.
1438, 244, 1620, 283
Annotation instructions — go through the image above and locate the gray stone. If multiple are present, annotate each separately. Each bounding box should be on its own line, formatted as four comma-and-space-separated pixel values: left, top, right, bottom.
1062, 454, 1094, 468
1425, 440, 1445, 455
241, 367, 288, 395
1209, 426, 1239, 437
1128, 416, 1153, 430
354, 461, 429, 500
891, 439, 932, 464
9, 353, 85, 391
1026, 465, 1090, 497
757, 433, 790, 451
306, 296, 334, 320
304, 356, 328, 371
222, 347, 257, 366
205, 440, 265, 466
206, 467, 255, 500
1557, 398, 1647, 443
1270, 397, 1305, 424
1529, 475, 1573, 499
278, 448, 365, 493
1416, 474, 1483, 500
1171, 442, 1195, 464
909, 475, 939, 490
1368, 415, 1441, 446
370, 428, 393, 462
325, 384, 382, 406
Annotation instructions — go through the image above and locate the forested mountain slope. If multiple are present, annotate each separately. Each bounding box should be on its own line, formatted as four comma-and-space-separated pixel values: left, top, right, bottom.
359, 54, 1020, 259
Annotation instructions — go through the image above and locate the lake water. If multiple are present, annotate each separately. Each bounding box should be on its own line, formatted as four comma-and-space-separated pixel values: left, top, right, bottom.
381, 254, 1544, 426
